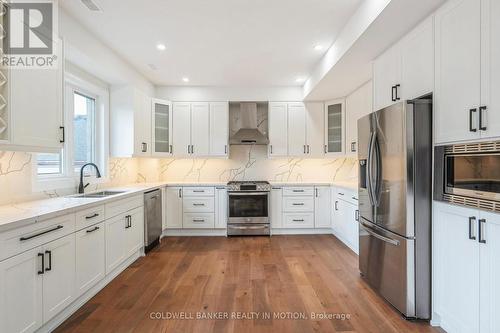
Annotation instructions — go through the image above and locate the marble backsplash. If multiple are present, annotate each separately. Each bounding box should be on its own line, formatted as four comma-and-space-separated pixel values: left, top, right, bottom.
0, 146, 357, 205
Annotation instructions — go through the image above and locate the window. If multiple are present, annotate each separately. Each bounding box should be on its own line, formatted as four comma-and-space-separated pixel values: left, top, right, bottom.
34, 75, 109, 190
73, 92, 96, 171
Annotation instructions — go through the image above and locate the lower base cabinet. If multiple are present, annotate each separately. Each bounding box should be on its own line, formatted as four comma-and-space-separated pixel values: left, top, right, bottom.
75, 222, 105, 297
433, 202, 500, 333
332, 188, 359, 254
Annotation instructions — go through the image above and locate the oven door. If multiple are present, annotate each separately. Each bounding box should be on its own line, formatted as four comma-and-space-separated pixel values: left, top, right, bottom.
445, 153, 500, 201
228, 192, 269, 224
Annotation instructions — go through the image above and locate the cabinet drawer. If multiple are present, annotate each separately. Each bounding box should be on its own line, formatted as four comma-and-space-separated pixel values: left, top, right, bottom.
183, 213, 215, 229
283, 197, 314, 212
183, 197, 215, 213
0, 213, 75, 261
182, 187, 215, 197
105, 195, 143, 219
75, 205, 105, 231
335, 188, 358, 205
283, 187, 314, 197
283, 213, 314, 228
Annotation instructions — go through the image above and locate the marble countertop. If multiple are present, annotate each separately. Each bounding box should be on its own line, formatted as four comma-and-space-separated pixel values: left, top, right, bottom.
0, 180, 358, 232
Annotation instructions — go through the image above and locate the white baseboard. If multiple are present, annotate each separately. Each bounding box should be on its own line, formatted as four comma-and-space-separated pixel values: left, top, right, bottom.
430, 312, 441, 327
37, 249, 143, 333
271, 228, 333, 235
162, 229, 227, 237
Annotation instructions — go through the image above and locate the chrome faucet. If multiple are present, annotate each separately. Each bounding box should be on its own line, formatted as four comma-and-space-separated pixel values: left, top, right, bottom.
78, 163, 102, 194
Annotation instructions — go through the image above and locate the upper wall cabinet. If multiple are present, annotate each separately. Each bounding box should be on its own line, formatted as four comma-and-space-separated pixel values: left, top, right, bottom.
0, 38, 64, 153
269, 102, 324, 158
110, 87, 152, 157
345, 81, 372, 154
373, 16, 434, 112
324, 99, 345, 156
435, 0, 500, 144
151, 98, 173, 157
172, 102, 228, 158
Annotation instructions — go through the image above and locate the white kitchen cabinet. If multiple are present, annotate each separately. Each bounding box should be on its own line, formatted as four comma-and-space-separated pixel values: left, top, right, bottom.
287, 103, 307, 156
110, 86, 152, 157
4, 38, 64, 153
270, 187, 283, 229
215, 187, 228, 229
480, 0, 500, 141
0, 247, 43, 333
42, 234, 76, 323
345, 81, 372, 154
172, 102, 192, 157
305, 102, 325, 157
324, 99, 345, 156
105, 214, 127, 274
373, 16, 434, 112
435, 0, 481, 144
75, 222, 105, 298
373, 45, 401, 111
314, 187, 331, 228
332, 188, 359, 253
151, 98, 173, 156
269, 102, 288, 157
433, 203, 480, 333
210, 102, 229, 156
191, 102, 210, 156
166, 187, 183, 229
125, 207, 144, 258
479, 211, 500, 333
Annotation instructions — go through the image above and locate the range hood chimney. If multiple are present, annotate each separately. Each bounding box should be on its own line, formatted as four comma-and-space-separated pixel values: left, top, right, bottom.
229, 102, 269, 145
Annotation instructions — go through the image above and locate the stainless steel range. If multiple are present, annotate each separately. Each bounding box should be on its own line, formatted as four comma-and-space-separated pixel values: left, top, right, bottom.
227, 181, 271, 236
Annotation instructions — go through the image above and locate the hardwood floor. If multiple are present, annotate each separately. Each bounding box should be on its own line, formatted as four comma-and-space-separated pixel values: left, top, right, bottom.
55, 235, 444, 333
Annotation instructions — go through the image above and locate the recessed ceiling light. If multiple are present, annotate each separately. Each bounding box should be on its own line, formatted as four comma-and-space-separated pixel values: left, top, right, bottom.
156, 43, 166, 51
314, 44, 324, 51
295, 77, 306, 83
182, 77, 190, 83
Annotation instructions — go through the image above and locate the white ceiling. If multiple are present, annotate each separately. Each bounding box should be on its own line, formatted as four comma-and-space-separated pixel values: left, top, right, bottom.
60, 0, 363, 87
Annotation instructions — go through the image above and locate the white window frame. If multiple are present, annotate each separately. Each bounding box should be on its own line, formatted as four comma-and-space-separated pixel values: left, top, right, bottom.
33, 72, 109, 192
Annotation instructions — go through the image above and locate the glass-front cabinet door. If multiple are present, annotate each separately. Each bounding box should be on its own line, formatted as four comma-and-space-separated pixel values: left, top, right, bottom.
151, 98, 173, 156
324, 99, 345, 156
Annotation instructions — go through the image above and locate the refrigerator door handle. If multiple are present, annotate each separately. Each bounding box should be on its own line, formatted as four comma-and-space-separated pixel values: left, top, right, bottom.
367, 131, 377, 206
360, 221, 400, 246
373, 135, 382, 206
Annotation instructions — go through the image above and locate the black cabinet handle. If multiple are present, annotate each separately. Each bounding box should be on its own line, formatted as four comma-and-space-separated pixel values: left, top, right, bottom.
307, 145, 310, 154
479, 219, 486, 244
479, 106, 487, 131
85, 213, 99, 220
469, 217, 476, 240
292, 219, 304, 222
125, 215, 131, 229
169, 145, 173, 153
45, 250, 52, 271
20, 225, 63, 241
351, 142, 356, 152
225, 145, 228, 154
292, 203, 305, 206
395, 84, 401, 101
178, 189, 182, 198
38, 253, 44, 275
59, 126, 65, 143
270, 145, 273, 154
469, 108, 478, 132
324, 145, 327, 154
391, 86, 396, 102
335, 201, 338, 211
86, 226, 100, 233
141, 142, 148, 152
355, 210, 359, 221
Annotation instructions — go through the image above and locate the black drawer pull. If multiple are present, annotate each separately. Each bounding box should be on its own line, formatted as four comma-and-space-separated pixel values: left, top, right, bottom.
85, 213, 99, 219
292, 203, 305, 206
20, 225, 63, 241
193, 219, 205, 222
479, 106, 487, 131
193, 203, 206, 206
292, 219, 305, 222
86, 226, 100, 233
45, 250, 52, 271
292, 190, 304, 192
469, 108, 478, 132
193, 190, 205, 193
479, 219, 486, 244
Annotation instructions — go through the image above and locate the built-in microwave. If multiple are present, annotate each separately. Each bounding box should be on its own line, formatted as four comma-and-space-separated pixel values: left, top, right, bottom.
435, 141, 500, 210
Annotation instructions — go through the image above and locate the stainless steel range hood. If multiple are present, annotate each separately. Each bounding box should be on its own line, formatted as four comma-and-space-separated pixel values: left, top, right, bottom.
229, 102, 269, 145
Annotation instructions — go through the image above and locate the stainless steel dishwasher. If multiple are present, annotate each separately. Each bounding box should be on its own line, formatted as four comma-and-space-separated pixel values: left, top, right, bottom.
144, 189, 162, 253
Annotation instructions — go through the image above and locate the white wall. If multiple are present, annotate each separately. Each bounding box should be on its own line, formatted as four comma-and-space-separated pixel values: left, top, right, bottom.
59, 7, 154, 96
155, 86, 303, 101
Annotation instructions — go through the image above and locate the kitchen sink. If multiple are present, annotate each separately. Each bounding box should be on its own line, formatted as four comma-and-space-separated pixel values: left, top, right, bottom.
73, 190, 126, 198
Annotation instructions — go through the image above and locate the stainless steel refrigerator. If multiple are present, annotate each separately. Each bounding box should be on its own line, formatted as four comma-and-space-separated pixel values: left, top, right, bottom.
357, 99, 432, 319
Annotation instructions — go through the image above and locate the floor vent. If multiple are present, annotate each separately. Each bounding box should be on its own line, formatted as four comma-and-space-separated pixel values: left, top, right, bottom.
442, 194, 500, 213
